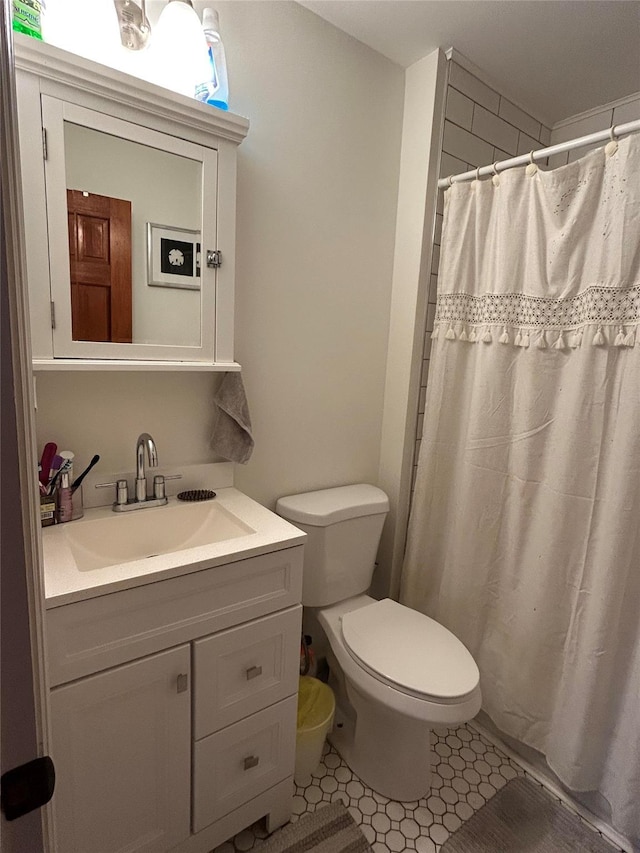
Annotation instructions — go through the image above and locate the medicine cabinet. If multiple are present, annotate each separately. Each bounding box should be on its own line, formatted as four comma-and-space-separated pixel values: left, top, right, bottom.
14, 34, 249, 370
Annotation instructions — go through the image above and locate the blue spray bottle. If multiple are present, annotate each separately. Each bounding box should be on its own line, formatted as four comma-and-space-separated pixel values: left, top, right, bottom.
195, 8, 229, 110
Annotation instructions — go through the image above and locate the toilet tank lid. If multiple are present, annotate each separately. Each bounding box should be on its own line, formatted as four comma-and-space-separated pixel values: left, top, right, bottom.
276, 484, 389, 526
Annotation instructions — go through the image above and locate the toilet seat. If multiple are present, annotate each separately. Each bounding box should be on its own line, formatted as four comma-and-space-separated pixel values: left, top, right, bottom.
341, 599, 480, 702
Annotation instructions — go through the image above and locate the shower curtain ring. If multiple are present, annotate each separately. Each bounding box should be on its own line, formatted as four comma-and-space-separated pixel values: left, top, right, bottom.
605, 125, 619, 157
448, 175, 454, 187
492, 161, 499, 175
475, 166, 481, 181
526, 150, 538, 176
529, 151, 535, 165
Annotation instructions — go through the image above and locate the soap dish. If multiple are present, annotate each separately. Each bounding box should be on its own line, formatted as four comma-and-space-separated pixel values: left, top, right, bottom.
177, 489, 217, 502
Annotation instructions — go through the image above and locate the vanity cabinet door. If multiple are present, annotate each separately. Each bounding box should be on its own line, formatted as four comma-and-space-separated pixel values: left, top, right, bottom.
50, 645, 191, 853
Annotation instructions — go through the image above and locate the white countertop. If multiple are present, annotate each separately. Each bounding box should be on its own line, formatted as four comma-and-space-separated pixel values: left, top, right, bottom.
43, 488, 306, 608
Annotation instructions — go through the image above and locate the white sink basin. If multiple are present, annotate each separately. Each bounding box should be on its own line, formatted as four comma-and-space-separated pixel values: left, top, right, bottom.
42, 487, 306, 608
63, 499, 254, 572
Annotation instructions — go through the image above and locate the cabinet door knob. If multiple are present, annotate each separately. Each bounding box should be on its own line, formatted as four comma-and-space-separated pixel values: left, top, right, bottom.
243, 755, 259, 771
176, 673, 189, 694
245, 665, 262, 681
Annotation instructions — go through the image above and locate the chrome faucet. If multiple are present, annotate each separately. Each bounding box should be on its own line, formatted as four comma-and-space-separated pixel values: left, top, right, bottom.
95, 433, 181, 512
135, 432, 158, 501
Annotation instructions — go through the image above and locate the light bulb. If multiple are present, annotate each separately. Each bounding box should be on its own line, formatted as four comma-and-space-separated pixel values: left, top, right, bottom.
148, 0, 210, 99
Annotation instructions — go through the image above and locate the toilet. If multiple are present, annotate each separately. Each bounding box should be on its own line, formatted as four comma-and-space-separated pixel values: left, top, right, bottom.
276, 483, 481, 801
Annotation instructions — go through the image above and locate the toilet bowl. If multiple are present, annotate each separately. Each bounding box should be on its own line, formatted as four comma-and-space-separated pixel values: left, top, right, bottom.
317, 594, 480, 800
276, 484, 481, 801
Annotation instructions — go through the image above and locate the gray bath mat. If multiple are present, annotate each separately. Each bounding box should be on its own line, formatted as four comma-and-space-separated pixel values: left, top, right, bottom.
259, 802, 371, 853
441, 777, 618, 852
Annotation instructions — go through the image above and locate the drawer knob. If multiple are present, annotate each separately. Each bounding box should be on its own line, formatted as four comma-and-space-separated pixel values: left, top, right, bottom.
243, 755, 260, 771
245, 665, 262, 681
176, 673, 189, 694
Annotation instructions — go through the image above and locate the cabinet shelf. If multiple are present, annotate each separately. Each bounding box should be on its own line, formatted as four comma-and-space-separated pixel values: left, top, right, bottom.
32, 359, 241, 372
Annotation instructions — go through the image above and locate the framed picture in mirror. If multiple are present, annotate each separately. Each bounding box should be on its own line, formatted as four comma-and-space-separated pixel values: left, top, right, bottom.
147, 223, 201, 290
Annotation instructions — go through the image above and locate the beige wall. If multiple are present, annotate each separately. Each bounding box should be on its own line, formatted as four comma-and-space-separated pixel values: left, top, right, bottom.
34, 2, 404, 509
213, 0, 404, 507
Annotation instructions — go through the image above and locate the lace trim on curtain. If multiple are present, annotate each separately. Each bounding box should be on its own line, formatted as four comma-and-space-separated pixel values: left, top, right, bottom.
433, 283, 640, 348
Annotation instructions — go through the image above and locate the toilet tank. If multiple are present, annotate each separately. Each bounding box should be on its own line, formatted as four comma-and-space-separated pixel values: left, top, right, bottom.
275, 484, 389, 607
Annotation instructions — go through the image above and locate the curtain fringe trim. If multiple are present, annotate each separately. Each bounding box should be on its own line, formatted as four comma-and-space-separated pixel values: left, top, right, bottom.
432, 323, 639, 348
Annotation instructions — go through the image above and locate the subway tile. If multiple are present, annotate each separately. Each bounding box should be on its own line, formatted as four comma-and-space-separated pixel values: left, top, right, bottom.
547, 151, 569, 169
434, 215, 443, 247
443, 121, 494, 168
426, 303, 436, 332
431, 244, 441, 276
539, 125, 551, 146
568, 141, 602, 163
439, 150, 468, 179
422, 333, 432, 361
416, 413, 425, 440
550, 110, 613, 145
418, 386, 427, 414
498, 98, 541, 140
517, 131, 539, 156
613, 98, 640, 125
472, 105, 519, 155
428, 273, 439, 305
414, 438, 421, 464
446, 87, 474, 130
493, 147, 510, 165
449, 62, 500, 114
437, 189, 444, 215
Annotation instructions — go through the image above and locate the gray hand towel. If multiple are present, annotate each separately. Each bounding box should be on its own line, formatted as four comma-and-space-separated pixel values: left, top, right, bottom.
211, 372, 254, 464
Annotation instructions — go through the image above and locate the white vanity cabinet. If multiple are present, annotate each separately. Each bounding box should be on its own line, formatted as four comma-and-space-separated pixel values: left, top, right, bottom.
46, 544, 304, 853
14, 34, 249, 370
50, 646, 192, 853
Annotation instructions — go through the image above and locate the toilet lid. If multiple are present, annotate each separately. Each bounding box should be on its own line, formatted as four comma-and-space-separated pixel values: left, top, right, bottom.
341, 599, 479, 700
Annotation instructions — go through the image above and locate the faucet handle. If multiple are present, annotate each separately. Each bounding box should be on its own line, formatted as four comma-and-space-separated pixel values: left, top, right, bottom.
153, 474, 182, 500
96, 479, 129, 506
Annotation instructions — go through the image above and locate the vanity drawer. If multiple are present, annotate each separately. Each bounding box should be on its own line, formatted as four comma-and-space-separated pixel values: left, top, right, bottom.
194, 606, 302, 739
192, 695, 297, 833
46, 546, 303, 686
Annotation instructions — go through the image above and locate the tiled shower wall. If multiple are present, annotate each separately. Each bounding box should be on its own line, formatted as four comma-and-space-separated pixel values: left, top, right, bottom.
411, 61, 552, 489
548, 93, 640, 167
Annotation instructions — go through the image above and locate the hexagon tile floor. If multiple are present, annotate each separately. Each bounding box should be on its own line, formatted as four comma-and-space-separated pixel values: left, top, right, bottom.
213, 722, 526, 853
212, 721, 627, 853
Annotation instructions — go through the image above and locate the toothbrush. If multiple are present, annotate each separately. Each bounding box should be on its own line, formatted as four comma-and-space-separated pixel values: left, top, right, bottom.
48, 458, 73, 494
71, 455, 100, 493
39, 443, 57, 486
48, 454, 65, 481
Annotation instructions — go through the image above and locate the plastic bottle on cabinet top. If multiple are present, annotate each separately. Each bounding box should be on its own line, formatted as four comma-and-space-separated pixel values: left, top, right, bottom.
12, 0, 45, 39
195, 8, 229, 110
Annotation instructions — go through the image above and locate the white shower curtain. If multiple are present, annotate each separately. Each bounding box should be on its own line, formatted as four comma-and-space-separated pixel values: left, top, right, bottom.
401, 134, 640, 845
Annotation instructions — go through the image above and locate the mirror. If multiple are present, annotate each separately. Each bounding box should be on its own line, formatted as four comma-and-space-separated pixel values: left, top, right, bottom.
64, 122, 203, 347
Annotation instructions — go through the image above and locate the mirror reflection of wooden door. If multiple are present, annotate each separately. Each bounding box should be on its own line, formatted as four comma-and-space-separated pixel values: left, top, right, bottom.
67, 190, 132, 343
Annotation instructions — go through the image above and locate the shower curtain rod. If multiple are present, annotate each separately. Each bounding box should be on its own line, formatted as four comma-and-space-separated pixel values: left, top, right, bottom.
437, 119, 640, 188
